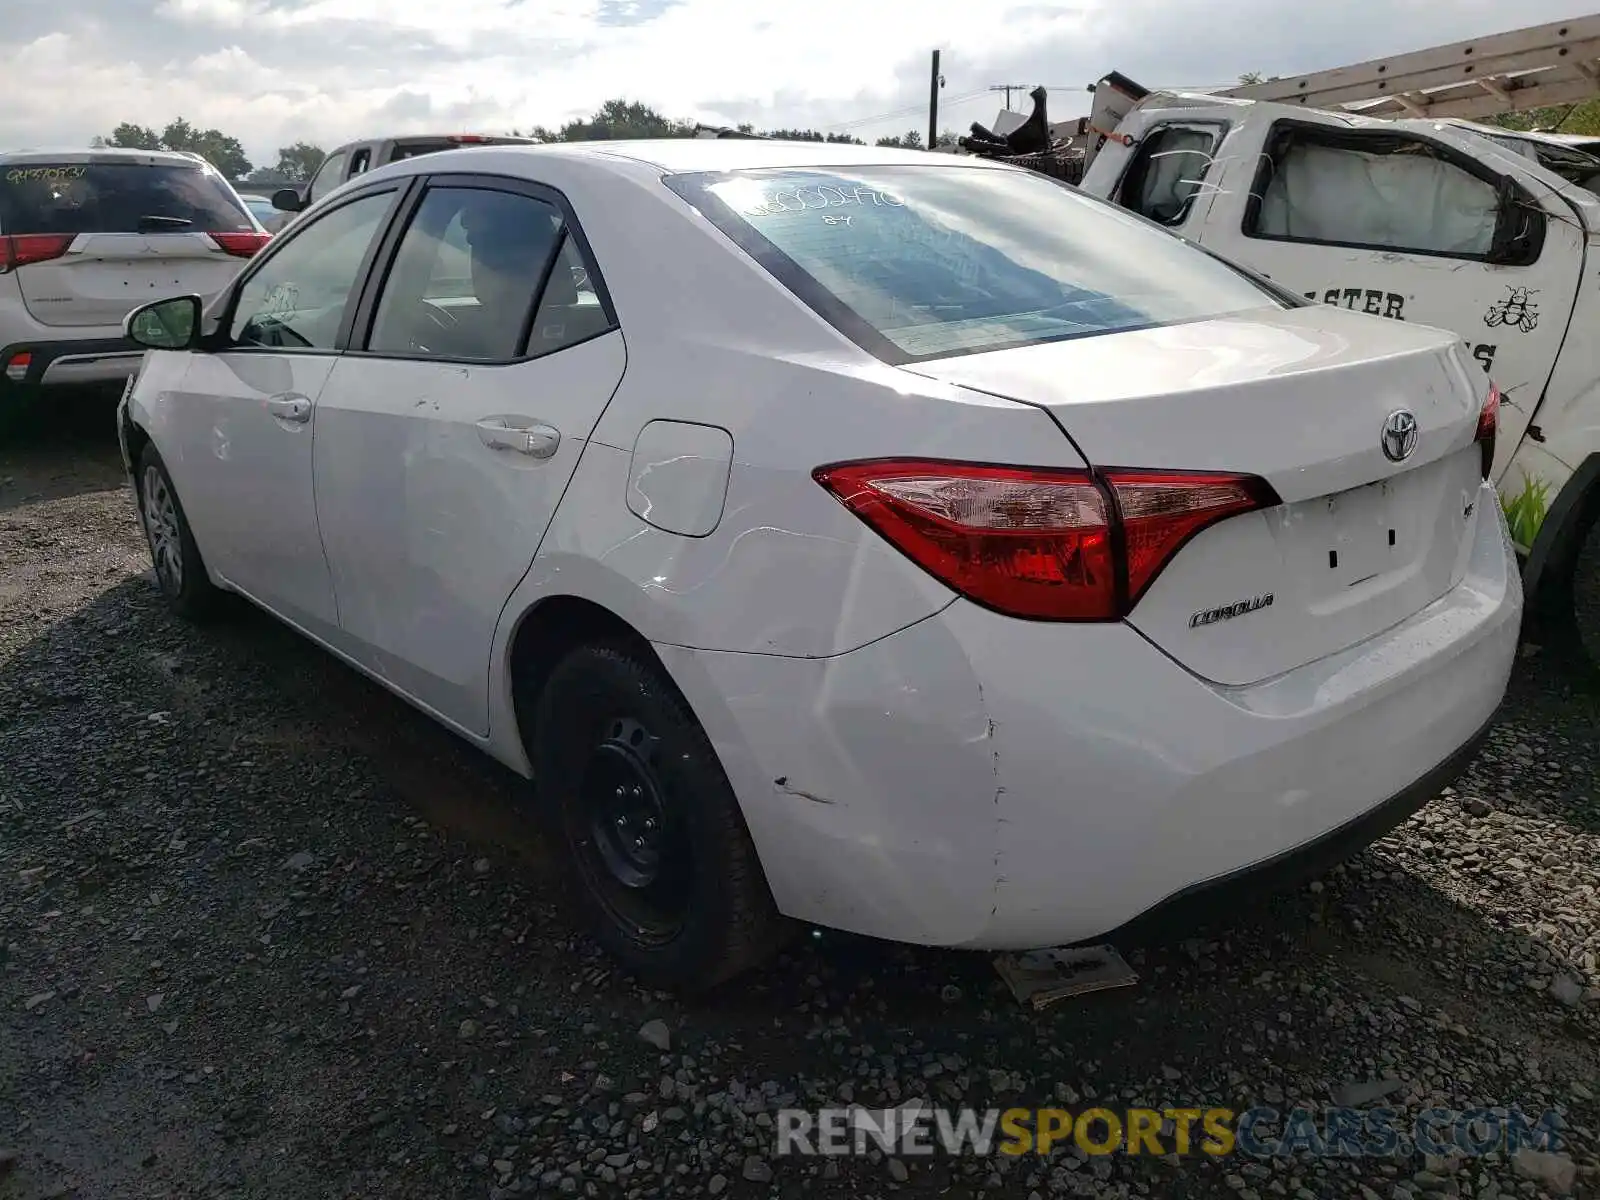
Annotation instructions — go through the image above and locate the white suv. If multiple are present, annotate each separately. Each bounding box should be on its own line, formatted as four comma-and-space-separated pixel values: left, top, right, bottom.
0, 148, 268, 419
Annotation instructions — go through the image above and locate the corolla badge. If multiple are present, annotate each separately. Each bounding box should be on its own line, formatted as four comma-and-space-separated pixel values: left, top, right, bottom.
1189, 592, 1274, 629
1380, 409, 1419, 463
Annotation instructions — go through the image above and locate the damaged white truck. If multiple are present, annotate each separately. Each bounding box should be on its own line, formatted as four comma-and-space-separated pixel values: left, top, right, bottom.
1071, 16, 1600, 670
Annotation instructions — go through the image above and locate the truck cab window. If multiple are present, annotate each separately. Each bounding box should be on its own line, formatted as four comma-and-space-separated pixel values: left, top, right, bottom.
1248, 128, 1502, 259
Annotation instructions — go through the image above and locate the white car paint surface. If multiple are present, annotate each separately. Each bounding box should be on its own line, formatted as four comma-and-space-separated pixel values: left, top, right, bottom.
119, 139, 1521, 965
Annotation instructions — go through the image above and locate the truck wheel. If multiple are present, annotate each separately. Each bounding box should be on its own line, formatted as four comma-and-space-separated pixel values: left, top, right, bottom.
530, 640, 785, 991
1569, 513, 1600, 681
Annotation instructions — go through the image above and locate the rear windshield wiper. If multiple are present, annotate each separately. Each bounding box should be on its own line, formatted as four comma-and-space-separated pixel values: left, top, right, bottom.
136, 215, 193, 232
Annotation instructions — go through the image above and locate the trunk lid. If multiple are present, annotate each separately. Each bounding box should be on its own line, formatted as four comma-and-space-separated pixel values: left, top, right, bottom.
1, 157, 257, 328
18, 233, 246, 327
904, 305, 1489, 686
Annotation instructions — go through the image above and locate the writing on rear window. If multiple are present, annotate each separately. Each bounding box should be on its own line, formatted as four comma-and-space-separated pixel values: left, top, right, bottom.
667, 166, 1282, 364
0, 162, 249, 237
6, 166, 88, 184
735, 186, 904, 215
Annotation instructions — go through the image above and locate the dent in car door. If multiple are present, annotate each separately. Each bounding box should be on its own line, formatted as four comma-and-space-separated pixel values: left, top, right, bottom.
311, 180, 625, 735
170, 187, 400, 643
1196, 120, 1584, 475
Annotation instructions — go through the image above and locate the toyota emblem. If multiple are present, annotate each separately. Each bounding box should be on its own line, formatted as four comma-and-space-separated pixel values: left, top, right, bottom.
1380, 409, 1419, 463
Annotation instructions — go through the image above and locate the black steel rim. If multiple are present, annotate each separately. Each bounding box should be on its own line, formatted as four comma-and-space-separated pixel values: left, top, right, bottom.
570, 716, 692, 942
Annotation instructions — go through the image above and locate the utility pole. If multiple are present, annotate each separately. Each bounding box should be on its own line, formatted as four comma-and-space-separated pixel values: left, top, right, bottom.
928, 50, 942, 150
988, 83, 1033, 110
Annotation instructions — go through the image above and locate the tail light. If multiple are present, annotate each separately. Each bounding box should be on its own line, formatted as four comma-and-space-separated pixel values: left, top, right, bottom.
1475, 383, 1500, 479
5, 351, 31, 382
813, 458, 1278, 621
448, 134, 493, 144
208, 232, 272, 258
0, 234, 75, 273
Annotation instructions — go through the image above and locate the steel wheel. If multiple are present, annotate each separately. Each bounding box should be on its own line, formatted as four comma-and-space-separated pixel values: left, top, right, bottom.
141, 462, 184, 596
532, 640, 785, 989
569, 716, 694, 944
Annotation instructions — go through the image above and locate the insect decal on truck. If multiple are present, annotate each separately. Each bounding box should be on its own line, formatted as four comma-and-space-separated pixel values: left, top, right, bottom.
1303, 287, 1406, 319
1484, 286, 1539, 333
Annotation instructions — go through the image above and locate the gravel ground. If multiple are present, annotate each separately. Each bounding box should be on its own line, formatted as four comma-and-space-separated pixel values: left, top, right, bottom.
2, 413, 1598, 1200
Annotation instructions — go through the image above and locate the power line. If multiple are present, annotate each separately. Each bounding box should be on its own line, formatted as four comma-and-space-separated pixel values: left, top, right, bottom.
827, 90, 990, 132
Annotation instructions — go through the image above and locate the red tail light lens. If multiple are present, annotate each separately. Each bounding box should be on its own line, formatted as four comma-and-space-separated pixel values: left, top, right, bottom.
210, 231, 272, 258
0, 233, 75, 273
1105, 469, 1274, 603
1475, 383, 1500, 479
208, 231, 272, 258
814, 458, 1277, 621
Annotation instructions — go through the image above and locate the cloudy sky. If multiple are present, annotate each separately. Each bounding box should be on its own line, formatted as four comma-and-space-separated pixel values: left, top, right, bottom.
1, 0, 1592, 168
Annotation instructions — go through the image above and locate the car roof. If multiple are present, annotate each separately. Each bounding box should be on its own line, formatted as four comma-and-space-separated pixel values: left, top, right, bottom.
369, 138, 995, 180
0, 147, 216, 167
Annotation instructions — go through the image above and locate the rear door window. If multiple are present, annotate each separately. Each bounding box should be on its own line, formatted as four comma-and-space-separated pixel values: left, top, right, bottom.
664, 165, 1281, 364
0, 161, 252, 235
365, 184, 612, 361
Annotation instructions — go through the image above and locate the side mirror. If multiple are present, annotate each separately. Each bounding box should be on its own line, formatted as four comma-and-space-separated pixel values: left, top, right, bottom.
125, 295, 202, 351
271, 187, 306, 213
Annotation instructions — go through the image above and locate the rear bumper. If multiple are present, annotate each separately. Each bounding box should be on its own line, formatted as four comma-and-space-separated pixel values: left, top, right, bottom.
1, 336, 145, 390
658, 481, 1522, 949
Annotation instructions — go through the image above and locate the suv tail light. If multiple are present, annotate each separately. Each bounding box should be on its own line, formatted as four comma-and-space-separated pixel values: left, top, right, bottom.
1475, 383, 1500, 479
207, 232, 272, 258
814, 459, 1278, 621
0, 234, 75, 273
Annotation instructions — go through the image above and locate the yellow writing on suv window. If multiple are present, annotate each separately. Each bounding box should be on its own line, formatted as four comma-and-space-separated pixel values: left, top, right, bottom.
5, 166, 89, 184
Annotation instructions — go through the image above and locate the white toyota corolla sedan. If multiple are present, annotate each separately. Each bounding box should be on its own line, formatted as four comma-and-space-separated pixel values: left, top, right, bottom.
117, 139, 1521, 988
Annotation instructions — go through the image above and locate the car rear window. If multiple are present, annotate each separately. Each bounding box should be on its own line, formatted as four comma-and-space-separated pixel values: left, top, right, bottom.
663, 165, 1285, 363
0, 161, 252, 237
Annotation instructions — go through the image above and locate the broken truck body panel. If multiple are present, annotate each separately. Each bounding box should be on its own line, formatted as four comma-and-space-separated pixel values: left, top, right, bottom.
1077, 88, 1600, 573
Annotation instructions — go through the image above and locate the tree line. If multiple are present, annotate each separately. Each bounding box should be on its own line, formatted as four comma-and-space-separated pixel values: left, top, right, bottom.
90, 100, 961, 186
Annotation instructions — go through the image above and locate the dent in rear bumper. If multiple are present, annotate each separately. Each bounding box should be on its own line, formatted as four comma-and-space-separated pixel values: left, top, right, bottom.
657, 486, 1521, 950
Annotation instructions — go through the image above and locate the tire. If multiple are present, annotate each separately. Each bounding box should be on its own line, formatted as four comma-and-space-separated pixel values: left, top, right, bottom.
1566, 513, 1600, 682
531, 641, 784, 990
135, 444, 219, 621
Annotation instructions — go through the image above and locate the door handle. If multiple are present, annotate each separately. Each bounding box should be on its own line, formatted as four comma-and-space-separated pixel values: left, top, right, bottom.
266, 394, 312, 424
475, 418, 560, 459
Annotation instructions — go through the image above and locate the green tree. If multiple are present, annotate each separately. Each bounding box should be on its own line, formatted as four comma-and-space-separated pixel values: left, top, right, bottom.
93, 117, 253, 177
159, 119, 253, 178
272, 142, 325, 182
522, 101, 872, 145
874, 129, 925, 149
1485, 100, 1600, 136
93, 123, 163, 150
763, 128, 866, 144
550, 99, 695, 141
